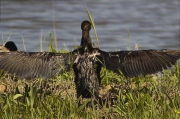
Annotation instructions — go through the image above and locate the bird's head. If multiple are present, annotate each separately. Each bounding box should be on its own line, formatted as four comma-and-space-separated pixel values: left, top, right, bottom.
81, 20, 91, 31
4, 41, 18, 51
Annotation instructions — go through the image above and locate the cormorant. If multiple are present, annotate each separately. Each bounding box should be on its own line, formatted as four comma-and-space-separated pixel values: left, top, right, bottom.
0, 41, 18, 52
0, 21, 179, 100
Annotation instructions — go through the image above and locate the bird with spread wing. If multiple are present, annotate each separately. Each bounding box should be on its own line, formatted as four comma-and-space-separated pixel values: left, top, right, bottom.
0, 21, 179, 100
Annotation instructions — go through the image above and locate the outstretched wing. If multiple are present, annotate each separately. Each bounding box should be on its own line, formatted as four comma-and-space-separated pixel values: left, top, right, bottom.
98, 49, 180, 78
0, 51, 72, 79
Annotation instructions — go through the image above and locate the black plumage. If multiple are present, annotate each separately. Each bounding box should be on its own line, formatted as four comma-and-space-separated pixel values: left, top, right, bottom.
0, 41, 18, 52
0, 52, 70, 79
0, 21, 179, 99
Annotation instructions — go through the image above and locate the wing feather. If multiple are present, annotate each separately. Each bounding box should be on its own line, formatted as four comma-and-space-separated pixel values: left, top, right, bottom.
0, 52, 71, 79
99, 49, 180, 78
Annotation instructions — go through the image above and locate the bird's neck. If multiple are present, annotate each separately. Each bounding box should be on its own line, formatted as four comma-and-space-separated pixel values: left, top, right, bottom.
81, 30, 93, 47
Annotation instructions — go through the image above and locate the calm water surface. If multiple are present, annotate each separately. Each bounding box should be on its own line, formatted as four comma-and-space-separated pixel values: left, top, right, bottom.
0, 0, 179, 51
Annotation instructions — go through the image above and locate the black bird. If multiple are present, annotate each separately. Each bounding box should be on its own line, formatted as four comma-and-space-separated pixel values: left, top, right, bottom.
0, 41, 18, 52
0, 21, 179, 99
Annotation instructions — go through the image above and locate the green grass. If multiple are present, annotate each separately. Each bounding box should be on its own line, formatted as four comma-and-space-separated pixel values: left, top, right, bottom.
0, 9, 180, 119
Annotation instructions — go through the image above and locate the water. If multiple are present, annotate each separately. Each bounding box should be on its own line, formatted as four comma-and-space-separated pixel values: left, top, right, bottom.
0, 0, 179, 52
